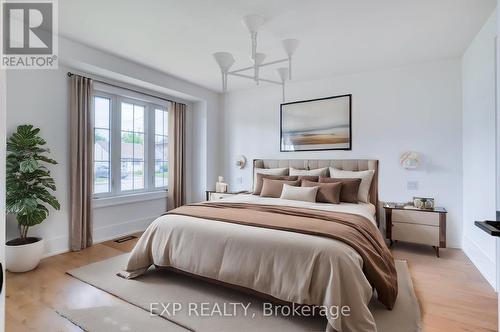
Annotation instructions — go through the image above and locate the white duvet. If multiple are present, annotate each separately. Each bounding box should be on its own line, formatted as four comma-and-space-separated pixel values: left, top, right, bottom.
122, 194, 380, 332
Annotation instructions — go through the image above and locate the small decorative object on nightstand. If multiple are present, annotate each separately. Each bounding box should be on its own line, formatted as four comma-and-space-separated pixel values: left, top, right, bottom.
384, 203, 447, 257
205, 190, 249, 201
215, 176, 228, 193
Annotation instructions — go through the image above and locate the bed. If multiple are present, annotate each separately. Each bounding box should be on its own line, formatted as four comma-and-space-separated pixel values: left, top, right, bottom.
121, 159, 397, 332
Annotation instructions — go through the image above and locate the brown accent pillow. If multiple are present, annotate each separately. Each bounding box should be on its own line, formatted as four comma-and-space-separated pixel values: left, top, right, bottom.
253, 174, 299, 195
319, 177, 361, 203
302, 180, 342, 204
297, 175, 319, 182
260, 179, 301, 198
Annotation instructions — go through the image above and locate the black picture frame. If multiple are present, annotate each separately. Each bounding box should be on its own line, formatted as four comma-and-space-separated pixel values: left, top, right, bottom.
280, 94, 352, 152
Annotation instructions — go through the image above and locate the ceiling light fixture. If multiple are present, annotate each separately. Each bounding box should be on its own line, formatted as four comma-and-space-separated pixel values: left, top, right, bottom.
213, 14, 299, 101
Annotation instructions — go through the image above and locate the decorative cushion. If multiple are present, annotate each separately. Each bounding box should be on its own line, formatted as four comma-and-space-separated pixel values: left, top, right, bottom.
253, 167, 289, 191
253, 174, 298, 195
289, 167, 329, 177
260, 179, 301, 198
328, 168, 375, 203
302, 180, 342, 204
280, 184, 319, 203
297, 175, 319, 182
319, 177, 361, 203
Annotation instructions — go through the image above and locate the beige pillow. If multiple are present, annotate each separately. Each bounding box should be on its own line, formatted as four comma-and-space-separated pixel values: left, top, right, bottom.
260, 179, 301, 198
328, 168, 375, 203
253, 167, 289, 191
280, 184, 319, 203
289, 167, 328, 177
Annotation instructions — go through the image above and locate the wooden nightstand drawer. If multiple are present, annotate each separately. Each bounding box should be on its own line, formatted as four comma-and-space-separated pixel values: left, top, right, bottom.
392, 209, 439, 226
392, 222, 439, 246
209, 192, 234, 201
384, 204, 446, 257
205, 190, 249, 201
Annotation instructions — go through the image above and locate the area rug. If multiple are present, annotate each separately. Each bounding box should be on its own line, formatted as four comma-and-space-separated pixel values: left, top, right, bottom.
61, 254, 421, 332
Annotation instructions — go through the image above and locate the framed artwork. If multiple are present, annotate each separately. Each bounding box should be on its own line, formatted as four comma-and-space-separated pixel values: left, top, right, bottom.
280, 94, 352, 152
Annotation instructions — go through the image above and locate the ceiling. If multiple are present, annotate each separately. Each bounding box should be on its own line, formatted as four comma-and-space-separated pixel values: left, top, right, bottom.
60, 0, 496, 92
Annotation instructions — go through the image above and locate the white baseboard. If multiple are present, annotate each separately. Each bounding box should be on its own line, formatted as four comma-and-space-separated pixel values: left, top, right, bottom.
92, 215, 157, 244
41, 215, 157, 258
463, 235, 496, 289
42, 235, 71, 258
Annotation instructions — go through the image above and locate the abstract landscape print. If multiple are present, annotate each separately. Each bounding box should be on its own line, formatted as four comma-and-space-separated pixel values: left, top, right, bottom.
281, 94, 351, 151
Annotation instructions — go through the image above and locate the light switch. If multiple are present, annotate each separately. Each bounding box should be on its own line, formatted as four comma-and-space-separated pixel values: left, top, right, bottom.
407, 181, 419, 191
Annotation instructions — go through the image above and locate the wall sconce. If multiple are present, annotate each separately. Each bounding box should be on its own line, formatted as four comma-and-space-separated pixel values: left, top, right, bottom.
400, 151, 420, 169
235, 155, 247, 169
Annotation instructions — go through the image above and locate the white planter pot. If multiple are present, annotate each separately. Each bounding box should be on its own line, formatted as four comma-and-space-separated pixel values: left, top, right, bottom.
6, 238, 44, 273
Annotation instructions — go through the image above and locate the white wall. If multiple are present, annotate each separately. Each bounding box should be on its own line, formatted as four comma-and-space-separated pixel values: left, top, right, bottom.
6, 68, 71, 255
462, 11, 497, 288
496, 2, 500, 322
5, 38, 222, 256
0, 68, 6, 332
223, 59, 463, 248
59, 37, 223, 202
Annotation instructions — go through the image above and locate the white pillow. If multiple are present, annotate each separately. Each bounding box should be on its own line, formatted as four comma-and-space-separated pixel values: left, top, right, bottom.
280, 184, 319, 203
329, 167, 375, 203
253, 167, 289, 191
289, 167, 328, 177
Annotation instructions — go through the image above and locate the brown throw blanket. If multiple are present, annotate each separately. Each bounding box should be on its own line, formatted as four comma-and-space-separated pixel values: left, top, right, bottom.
168, 202, 398, 309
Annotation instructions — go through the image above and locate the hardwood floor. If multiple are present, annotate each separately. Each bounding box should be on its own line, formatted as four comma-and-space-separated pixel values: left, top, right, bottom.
5, 236, 498, 331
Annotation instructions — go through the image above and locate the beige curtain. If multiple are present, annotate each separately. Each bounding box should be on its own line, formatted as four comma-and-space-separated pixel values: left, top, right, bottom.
70, 75, 93, 251
167, 102, 186, 210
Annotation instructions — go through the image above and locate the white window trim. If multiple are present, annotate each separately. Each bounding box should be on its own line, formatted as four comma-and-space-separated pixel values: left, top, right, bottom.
92, 89, 170, 200
93, 82, 171, 109
93, 190, 168, 209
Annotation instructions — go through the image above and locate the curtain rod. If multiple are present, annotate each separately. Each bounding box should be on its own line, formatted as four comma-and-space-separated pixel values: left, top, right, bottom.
67, 71, 175, 104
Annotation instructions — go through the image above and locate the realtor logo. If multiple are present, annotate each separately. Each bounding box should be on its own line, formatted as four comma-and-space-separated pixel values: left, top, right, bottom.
1, 0, 58, 69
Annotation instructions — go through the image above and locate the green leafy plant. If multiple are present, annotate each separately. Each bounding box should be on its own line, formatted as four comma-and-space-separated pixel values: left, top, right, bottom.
6, 125, 60, 243
121, 132, 144, 144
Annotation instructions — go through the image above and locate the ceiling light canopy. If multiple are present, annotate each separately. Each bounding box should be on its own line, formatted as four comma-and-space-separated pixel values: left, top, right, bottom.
212, 14, 299, 101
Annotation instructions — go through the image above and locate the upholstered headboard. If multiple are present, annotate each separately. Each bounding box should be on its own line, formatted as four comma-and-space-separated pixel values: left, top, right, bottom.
253, 159, 379, 224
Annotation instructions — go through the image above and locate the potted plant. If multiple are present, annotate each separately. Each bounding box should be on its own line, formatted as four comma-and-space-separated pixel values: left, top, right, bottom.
5, 125, 60, 272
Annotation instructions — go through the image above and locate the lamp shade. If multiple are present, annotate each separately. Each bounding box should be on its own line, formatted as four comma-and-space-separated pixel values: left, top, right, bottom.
235, 155, 247, 169
213, 52, 235, 71
276, 67, 289, 82
400, 151, 420, 169
242, 14, 265, 33
252, 53, 266, 65
282, 39, 300, 57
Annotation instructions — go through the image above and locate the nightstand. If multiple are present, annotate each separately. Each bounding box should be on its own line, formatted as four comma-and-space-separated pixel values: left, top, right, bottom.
205, 190, 248, 201
384, 204, 447, 257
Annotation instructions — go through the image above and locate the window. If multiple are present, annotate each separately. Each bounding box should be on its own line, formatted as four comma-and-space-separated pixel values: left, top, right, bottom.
120, 102, 145, 191
93, 96, 111, 194
92, 90, 169, 198
154, 108, 168, 188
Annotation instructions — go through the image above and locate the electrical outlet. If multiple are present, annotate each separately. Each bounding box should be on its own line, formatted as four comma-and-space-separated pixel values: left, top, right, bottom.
407, 181, 419, 191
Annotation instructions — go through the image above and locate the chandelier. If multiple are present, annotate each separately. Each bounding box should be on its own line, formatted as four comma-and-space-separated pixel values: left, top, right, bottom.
213, 14, 299, 101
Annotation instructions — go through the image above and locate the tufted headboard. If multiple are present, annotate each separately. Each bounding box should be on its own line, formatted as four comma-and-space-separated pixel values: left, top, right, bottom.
253, 159, 379, 224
